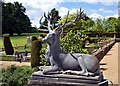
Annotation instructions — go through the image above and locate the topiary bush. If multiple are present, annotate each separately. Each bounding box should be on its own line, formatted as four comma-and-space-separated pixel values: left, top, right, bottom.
31, 40, 42, 68
3, 35, 14, 55
31, 36, 38, 42
1, 65, 32, 86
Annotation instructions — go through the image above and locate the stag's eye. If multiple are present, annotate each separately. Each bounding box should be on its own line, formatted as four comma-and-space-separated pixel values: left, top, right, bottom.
52, 33, 55, 36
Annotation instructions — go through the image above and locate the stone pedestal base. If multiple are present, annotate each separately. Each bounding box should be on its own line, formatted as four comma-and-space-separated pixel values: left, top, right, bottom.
28, 70, 108, 86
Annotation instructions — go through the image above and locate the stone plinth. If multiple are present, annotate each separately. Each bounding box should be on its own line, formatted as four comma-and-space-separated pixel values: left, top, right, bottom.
28, 68, 108, 86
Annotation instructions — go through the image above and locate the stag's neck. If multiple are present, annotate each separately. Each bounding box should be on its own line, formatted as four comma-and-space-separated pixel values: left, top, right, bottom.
49, 44, 61, 52
48, 42, 63, 57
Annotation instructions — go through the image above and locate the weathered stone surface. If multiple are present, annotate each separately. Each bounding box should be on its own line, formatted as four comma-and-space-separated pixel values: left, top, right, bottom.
93, 40, 115, 62
28, 69, 108, 86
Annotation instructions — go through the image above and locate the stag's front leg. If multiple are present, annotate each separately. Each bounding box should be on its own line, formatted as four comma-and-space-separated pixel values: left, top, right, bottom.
43, 66, 61, 75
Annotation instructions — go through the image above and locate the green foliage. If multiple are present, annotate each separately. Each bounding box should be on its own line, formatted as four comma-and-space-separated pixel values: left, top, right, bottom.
40, 45, 47, 65
31, 40, 42, 68
49, 8, 61, 28
39, 33, 47, 38
116, 17, 120, 33
105, 17, 118, 32
59, 13, 79, 32
3, 35, 14, 55
59, 12, 93, 32
0, 33, 40, 48
0, 56, 12, 61
2, 2, 33, 35
91, 18, 104, 33
61, 30, 89, 54
40, 8, 61, 29
1, 65, 32, 86
89, 17, 118, 33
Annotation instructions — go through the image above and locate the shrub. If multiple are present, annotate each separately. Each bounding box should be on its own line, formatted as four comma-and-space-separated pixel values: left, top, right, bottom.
31, 40, 42, 68
40, 47, 47, 65
1, 65, 32, 86
3, 35, 14, 55
39, 33, 47, 38
60, 30, 89, 54
31, 36, 37, 42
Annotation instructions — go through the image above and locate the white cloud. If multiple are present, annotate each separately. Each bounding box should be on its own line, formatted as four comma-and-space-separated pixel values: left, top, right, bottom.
99, 8, 113, 14
62, 0, 119, 6
99, 8, 104, 12
4, 0, 64, 27
4, 0, 119, 27
89, 13, 104, 20
69, 9, 77, 14
59, 7, 69, 17
59, 7, 82, 18
64, 0, 119, 3
105, 14, 118, 19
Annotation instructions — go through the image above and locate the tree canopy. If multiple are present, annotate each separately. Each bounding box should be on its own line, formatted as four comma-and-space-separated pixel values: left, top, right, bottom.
59, 12, 93, 32
60, 13, 119, 34
2, 1, 35, 35
40, 8, 61, 29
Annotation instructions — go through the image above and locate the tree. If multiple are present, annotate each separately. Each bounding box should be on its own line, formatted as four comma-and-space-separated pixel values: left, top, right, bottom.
40, 8, 61, 29
2, 2, 32, 35
116, 17, 120, 33
91, 18, 104, 34
49, 8, 61, 28
59, 12, 89, 32
105, 17, 118, 33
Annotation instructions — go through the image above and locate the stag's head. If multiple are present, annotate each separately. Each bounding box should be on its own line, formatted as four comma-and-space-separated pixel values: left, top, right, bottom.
42, 29, 62, 45
40, 8, 84, 45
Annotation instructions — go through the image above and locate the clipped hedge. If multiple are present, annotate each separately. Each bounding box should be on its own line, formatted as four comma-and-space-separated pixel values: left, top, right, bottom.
31, 40, 42, 68
3, 35, 14, 55
31, 36, 37, 42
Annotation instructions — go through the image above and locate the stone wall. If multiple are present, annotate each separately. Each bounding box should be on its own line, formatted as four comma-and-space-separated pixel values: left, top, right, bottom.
93, 39, 116, 62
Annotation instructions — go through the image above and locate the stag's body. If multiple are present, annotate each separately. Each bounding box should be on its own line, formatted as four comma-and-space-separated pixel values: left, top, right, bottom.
42, 31, 100, 75
40, 8, 100, 76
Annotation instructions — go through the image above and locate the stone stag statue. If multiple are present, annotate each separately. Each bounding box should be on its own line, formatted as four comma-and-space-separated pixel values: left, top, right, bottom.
40, 8, 100, 76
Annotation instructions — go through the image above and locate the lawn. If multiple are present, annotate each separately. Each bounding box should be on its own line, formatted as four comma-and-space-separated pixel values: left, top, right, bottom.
0, 56, 13, 61
0, 33, 40, 48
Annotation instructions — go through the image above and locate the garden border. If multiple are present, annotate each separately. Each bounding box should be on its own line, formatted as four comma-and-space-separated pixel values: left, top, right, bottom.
93, 38, 120, 62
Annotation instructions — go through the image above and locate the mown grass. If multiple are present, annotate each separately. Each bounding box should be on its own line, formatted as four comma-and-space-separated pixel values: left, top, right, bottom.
0, 33, 40, 48
0, 56, 13, 61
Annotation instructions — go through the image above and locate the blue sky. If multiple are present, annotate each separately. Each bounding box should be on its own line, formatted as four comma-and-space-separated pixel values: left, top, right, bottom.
4, 0, 119, 27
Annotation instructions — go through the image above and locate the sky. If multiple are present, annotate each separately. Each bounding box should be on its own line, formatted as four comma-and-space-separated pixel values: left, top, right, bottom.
3, 0, 120, 27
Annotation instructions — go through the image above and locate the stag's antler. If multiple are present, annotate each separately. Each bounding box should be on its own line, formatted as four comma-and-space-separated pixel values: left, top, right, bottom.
39, 12, 53, 32
40, 8, 84, 33
60, 8, 84, 29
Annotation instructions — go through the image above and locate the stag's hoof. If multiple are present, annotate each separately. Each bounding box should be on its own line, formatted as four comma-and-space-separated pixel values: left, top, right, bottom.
42, 70, 48, 75
62, 70, 71, 74
88, 72, 95, 76
82, 72, 95, 76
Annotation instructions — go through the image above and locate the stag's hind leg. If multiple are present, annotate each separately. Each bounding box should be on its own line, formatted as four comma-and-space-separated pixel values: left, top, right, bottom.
76, 55, 90, 76
63, 55, 91, 76
43, 66, 61, 75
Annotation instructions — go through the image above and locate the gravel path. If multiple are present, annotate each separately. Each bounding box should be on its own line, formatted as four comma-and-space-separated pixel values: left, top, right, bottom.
0, 61, 30, 69
100, 42, 119, 85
